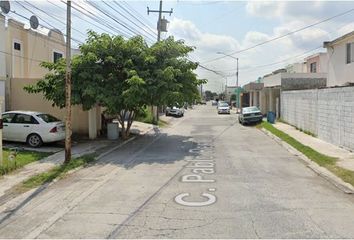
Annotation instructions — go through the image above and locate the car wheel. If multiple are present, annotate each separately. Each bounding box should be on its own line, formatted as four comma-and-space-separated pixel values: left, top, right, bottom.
27, 133, 43, 148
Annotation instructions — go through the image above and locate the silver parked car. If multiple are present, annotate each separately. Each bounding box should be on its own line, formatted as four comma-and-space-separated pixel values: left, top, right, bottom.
217, 102, 230, 114
166, 106, 184, 117
238, 106, 263, 125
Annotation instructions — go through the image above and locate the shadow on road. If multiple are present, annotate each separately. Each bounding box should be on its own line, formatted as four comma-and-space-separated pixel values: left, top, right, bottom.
0, 126, 201, 228
96, 126, 199, 169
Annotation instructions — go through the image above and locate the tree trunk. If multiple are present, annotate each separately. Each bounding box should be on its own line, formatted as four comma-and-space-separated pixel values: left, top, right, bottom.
118, 111, 127, 140
126, 111, 135, 137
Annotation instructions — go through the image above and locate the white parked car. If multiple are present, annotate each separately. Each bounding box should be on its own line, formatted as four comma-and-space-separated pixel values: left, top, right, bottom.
166, 106, 184, 117
2, 111, 65, 147
217, 102, 230, 114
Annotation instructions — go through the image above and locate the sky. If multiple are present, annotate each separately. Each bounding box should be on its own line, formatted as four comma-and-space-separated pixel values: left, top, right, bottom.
3, 0, 354, 92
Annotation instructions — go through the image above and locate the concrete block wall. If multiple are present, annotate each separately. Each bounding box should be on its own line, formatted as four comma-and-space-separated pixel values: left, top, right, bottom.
281, 86, 354, 151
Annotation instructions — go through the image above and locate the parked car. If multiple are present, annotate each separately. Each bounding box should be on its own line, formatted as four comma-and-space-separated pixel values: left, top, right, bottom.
166, 106, 184, 117
238, 106, 263, 125
2, 111, 65, 147
211, 100, 218, 106
217, 102, 230, 114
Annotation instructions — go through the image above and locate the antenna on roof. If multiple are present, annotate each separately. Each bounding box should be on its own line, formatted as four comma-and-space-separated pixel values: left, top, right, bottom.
29, 15, 39, 29
0, 1, 10, 14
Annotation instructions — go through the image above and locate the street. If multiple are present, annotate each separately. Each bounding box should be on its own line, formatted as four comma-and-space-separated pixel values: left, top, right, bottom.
0, 104, 354, 238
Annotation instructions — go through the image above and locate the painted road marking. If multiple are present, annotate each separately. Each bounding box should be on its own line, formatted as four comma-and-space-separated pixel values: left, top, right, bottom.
175, 142, 217, 207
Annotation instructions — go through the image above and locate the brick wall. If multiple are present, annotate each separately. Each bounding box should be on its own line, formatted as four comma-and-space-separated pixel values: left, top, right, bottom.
281, 86, 354, 151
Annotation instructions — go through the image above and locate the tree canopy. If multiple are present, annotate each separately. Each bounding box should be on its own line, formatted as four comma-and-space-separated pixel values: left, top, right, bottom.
24, 31, 205, 139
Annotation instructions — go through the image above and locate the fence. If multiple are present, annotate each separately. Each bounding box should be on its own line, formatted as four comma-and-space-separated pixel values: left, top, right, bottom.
281, 86, 354, 151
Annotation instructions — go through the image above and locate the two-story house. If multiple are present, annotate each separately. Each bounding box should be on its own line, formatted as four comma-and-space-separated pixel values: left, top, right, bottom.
1, 16, 101, 139
0, 14, 6, 112
305, 52, 328, 74
324, 31, 354, 87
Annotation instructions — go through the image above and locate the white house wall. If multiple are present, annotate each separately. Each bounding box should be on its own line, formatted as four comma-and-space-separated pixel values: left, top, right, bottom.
263, 73, 281, 87
0, 14, 6, 82
327, 34, 354, 87
319, 53, 329, 73
0, 14, 6, 111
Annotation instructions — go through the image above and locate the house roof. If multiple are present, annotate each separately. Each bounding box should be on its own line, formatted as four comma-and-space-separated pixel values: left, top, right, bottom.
324, 31, 354, 48
304, 52, 327, 60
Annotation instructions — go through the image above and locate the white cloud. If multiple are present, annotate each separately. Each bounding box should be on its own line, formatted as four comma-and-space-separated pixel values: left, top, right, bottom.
246, 1, 354, 22
243, 31, 270, 46
169, 17, 240, 53
246, 1, 284, 19
168, 17, 244, 91
338, 22, 354, 36
167, 16, 334, 92
166, 2, 354, 92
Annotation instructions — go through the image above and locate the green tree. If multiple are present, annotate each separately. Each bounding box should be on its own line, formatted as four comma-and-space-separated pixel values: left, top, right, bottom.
144, 37, 204, 112
24, 32, 205, 139
25, 31, 148, 139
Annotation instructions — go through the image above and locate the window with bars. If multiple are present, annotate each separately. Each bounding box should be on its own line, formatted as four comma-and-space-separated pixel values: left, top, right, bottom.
14, 42, 21, 51
310, 62, 317, 73
53, 52, 63, 63
346, 42, 354, 64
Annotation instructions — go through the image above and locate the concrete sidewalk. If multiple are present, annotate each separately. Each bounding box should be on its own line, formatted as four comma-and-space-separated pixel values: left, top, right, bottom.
0, 121, 155, 200
274, 122, 354, 171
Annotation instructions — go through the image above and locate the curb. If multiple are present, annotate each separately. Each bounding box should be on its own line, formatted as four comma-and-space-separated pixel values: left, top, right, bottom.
260, 128, 354, 194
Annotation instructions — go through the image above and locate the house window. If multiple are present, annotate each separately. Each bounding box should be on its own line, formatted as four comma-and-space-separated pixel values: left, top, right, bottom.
347, 42, 354, 64
310, 62, 317, 73
14, 42, 21, 51
53, 52, 63, 63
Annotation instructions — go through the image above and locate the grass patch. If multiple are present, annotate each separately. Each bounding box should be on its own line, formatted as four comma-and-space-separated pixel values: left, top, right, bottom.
0, 150, 51, 176
259, 121, 354, 186
21, 154, 95, 190
136, 107, 154, 124
158, 119, 169, 128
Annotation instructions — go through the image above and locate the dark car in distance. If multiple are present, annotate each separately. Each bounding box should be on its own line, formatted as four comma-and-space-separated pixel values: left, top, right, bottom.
238, 106, 263, 125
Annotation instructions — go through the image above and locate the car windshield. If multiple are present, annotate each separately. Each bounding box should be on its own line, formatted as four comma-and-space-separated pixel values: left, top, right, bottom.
243, 107, 259, 113
219, 103, 229, 107
37, 114, 60, 123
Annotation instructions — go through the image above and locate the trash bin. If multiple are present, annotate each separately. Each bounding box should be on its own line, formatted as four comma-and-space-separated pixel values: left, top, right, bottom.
107, 121, 119, 140
267, 111, 276, 124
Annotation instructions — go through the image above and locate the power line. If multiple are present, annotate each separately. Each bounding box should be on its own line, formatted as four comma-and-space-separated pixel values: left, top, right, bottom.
202, 7, 354, 63
47, 0, 115, 36
13, 1, 83, 45
122, 1, 156, 30
113, 1, 157, 37
101, 1, 156, 41
66, 0, 131, 38
86, 0, 154, 42
22, 1, 87, 38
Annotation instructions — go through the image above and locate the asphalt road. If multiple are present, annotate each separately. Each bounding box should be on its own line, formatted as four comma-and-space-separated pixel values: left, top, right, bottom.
0, 104, 354, 238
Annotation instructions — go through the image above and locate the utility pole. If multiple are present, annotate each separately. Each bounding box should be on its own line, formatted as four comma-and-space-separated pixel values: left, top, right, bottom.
148, 1, 173, 124
216, 52, 240, 108
236, 57, 239, 89
64, 0, 72, 164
